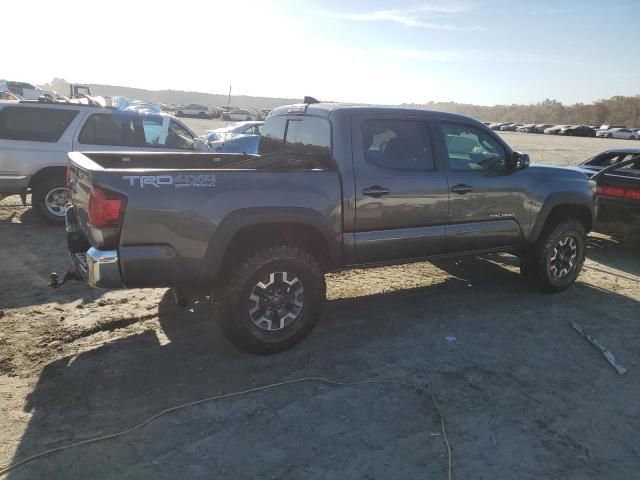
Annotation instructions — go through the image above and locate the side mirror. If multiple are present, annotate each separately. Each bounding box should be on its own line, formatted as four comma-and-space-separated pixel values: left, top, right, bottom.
192, 137, 209, 151
510, 151, 530, 170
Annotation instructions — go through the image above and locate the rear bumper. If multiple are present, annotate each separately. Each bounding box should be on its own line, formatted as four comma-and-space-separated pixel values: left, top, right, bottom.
86, 248, 123, 288
65, 206, 187, 289
66, 206, 124, 289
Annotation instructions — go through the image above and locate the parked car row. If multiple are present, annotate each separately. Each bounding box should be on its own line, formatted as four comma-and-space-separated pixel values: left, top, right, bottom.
596, 127, 639, 140
486, 121, 639, 140
172, 104, 270, 121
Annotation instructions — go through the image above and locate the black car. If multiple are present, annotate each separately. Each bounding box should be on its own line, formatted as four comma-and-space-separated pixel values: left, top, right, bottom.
578, 148, 640, 234
560, 125, 596, 137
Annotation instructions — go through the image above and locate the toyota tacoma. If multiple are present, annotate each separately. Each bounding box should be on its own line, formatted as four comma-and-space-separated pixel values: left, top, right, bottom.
63, 101, 598, 354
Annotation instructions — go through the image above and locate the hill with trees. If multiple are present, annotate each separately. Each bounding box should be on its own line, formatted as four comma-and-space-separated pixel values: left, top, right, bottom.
40, 78, 298, 110
401, 96, 640, 127
40, 78, 639, 127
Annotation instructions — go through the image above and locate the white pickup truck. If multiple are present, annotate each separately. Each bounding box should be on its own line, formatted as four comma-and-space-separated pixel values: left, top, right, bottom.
0, 100, 206, 222
1, 80, 59, 101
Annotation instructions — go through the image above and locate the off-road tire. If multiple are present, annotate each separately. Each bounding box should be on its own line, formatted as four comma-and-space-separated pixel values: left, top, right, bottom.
216, 245, 326, 355
520, 219, 586, 293
32, 175, 67, 224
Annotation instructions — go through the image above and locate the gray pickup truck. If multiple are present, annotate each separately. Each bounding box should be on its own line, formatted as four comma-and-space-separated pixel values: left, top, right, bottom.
64, 102, 597, 354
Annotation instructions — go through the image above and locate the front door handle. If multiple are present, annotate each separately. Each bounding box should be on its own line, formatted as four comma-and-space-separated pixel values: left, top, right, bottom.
450, 184, 473, 195
362, 185, 391, 198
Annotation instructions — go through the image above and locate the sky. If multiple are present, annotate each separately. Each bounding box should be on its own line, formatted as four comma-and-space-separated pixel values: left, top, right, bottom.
2, 0, 638, 106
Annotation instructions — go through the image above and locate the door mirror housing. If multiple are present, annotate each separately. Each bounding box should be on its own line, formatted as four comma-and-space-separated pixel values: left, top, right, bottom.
192, 137, 210, 151
510, 151, 530, 170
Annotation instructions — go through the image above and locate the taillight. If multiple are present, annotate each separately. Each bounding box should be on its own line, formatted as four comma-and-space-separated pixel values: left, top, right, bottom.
597, 185, 640, 200
597, 185, 625, 197
88, 186, 125, 227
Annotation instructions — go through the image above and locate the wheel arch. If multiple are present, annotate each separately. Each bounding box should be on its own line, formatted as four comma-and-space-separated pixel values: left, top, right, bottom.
28, 166, 66, 190
529, 193, 595, 243
200, 207, 340, 284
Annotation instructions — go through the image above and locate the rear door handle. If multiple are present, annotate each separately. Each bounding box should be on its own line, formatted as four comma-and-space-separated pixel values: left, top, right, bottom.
450, 184, 473, 195
362, 185, 391, 198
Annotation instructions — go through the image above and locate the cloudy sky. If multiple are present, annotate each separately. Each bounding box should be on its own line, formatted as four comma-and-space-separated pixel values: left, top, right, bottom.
2, 0, 638, 105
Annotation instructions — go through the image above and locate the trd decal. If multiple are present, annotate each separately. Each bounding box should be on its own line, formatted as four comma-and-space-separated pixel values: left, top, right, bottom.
123, 174, 216, 188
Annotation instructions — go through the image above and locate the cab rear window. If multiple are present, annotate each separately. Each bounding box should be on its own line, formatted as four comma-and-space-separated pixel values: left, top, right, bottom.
258, 116, 331, 169
0, 106, 79, 142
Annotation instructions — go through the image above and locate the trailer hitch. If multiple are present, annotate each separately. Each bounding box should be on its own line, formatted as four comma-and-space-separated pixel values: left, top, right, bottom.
49, 271, 80, 289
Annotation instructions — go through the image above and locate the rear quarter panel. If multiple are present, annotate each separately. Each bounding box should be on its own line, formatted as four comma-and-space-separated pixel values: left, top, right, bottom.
98, 169, 343, 285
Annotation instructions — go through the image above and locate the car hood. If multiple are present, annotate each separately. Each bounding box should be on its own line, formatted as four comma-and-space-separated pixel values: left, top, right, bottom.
528, 163, 593, 180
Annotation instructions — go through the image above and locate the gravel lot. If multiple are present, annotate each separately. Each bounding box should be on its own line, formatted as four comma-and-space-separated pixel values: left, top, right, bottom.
1, 131, 639, 479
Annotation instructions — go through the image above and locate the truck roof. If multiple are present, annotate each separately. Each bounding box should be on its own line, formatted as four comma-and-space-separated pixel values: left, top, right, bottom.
269, 102, 481, 124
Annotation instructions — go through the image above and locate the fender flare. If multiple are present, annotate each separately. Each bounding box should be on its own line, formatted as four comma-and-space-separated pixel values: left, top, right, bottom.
199, 207, 340, 282
528, 191, 596, 243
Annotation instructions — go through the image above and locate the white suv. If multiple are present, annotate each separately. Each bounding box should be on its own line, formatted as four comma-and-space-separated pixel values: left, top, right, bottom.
0, 101, 204, 223
223, 109, 261, 121
175, 104, 215, 119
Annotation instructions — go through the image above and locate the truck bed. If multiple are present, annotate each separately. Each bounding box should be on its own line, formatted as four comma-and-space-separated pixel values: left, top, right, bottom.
67, 151, 343, 288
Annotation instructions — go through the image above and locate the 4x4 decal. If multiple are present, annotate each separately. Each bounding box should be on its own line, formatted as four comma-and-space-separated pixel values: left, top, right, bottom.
123, 174, 216, 188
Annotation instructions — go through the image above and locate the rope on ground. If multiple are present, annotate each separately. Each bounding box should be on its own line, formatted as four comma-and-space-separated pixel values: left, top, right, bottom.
0, 376, 452, 479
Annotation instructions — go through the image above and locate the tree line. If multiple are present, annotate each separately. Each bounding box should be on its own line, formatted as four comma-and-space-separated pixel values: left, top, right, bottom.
401, 96, 640, 127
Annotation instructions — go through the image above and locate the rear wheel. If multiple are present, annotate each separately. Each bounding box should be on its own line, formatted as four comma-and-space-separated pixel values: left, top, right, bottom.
520, 219, 586, 293
32, 176, 68, 224
216, 245, 326, 354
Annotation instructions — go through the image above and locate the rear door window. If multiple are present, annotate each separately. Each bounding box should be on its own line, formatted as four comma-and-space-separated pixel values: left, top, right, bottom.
0, 106, 78, 142
361, 119, 433, 170
78, 114, 139, 146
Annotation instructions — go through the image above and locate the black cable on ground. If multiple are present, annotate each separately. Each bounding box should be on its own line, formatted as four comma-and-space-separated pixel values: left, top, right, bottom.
0, 376, 452, 479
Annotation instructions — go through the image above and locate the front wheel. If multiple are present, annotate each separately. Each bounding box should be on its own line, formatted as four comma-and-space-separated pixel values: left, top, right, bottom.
216, 245, 326, 354
32, 176, 68, 224
520, 219, 586, 293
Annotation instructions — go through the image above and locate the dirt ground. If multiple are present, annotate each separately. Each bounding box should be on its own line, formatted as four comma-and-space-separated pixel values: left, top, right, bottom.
1, 132, 639, 479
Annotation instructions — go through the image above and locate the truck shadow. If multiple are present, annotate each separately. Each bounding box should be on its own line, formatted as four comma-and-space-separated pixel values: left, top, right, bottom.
5, 255, 640, 479
586, 234, 640, 278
